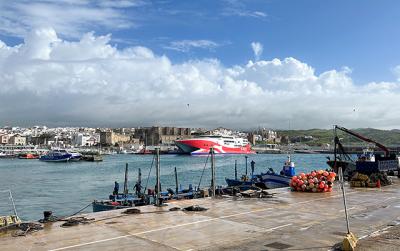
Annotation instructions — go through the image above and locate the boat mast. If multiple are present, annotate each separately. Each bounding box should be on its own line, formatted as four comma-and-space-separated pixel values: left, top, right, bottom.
123, 163, 128, 195
155, 148, 161, 206
245, 155, 248, 176
138, 167, 142, 190
234, 160, 238, 180
174, 167, 179, 195
210, 147, 216, 197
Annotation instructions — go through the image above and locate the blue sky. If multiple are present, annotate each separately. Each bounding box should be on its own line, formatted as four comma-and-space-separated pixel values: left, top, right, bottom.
1, 0, 400, 129
1, 0, 399, 83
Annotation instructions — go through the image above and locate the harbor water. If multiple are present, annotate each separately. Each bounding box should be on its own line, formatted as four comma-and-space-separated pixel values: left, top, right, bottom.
0, 154, 331, 221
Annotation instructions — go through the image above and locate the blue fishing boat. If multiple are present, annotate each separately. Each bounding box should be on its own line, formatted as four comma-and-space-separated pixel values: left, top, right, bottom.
225, 159, 261, 190
225, 156, 295, 189
258, 156, 295, 189
93, 194, 147, 212
39, 150, 72, 162
93, 164, 146, 212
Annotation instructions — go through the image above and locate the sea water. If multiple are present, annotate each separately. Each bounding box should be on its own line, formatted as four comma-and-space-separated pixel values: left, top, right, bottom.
0, 154, 331, 220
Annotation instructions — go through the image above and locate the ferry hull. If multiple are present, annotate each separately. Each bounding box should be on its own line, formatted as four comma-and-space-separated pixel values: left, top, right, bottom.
175, 139, 255, 155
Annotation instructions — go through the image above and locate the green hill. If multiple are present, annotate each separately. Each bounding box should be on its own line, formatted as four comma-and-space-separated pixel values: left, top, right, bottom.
277, 128, 400, 146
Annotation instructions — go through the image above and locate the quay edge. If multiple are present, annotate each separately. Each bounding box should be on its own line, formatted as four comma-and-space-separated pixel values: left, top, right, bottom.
1, 179, 400, 250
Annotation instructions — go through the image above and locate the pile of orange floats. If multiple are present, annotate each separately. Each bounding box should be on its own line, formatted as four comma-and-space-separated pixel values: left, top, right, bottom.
290, 170, 336, 192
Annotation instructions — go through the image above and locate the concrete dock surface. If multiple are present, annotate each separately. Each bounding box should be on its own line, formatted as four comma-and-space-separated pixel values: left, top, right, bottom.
1, 179, 400, 251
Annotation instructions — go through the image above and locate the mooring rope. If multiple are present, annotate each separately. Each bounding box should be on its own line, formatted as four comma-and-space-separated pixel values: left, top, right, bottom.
67, 202, 93, 218
197, 152, 211, 191
143, 154, 156, 192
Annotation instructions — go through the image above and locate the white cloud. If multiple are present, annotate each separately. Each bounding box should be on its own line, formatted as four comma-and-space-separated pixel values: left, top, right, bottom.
0, 0, 138, 38
391, 65, 400, 81
1, 28, 400, 129
251, 42, 263, 60
222, 0, 267, 19
165, 40, 220, 52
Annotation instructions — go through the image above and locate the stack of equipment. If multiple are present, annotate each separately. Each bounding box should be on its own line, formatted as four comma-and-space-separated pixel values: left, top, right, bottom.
290, 170, 336, 192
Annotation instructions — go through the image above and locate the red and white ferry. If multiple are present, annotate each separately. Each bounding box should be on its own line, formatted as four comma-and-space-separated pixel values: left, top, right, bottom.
175, 135, 255, 155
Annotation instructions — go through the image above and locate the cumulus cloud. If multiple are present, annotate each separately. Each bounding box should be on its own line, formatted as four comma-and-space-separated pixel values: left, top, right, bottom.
1, 28, 400, 129
165, 40, 220, 52
251, 42, 263, 60
0, 0, 138, 38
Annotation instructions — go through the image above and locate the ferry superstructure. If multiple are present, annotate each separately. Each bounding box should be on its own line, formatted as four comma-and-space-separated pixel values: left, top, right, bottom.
175, 135, 255, 155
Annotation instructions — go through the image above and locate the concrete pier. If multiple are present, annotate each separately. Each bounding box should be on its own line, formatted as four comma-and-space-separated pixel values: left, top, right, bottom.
1, 179, 400, 250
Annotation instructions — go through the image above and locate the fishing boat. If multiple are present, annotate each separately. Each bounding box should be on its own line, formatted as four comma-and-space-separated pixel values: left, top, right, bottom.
93, 154, 199, 212
92, 164, 146, 212
39, 150, 72, 162
82, 154, 103, 162
225, 156, 295, 189
0, 152, 16, 158
225, 158, 263, 190
68, 151, 82, 161
175, 135, 255, 155
258, 155, 295, 189
93, 194, 147, 212
327, 126, 399, 178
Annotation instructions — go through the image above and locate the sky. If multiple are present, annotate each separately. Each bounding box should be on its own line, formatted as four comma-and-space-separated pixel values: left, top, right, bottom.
1, 0, 400, 129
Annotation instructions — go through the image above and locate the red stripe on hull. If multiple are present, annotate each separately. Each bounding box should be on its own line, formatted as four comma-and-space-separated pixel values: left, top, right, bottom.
175, 139, 255, 155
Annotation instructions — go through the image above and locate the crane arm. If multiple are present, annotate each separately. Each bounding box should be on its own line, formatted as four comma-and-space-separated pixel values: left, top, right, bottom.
334, 125, 390, 157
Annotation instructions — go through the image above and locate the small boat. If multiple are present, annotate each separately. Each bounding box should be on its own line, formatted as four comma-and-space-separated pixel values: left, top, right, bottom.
68, 151, 82, 161
258, 156, 295, 189
82, 154, 103, 161
225, 159, 258, 190
225, 176, 253, 187
93, 194, 147, 212
0, 152, 16, 158
18, 153, 39, 159
135, 148, 152, 154
93, 164, 146, 212
225, 155, 295, 189
39, 150, 72, 162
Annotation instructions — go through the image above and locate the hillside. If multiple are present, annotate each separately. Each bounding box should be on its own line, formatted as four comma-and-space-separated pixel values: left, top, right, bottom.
276, 128, 400, 146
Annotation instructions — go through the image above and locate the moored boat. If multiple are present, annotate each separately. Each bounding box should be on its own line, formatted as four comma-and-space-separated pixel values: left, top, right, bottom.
258, 156, 296, 189
93, 194, 147, 212
68, 151, 82, 161
0, 152, 16, 158
225, 155, 295, 189
82, 154, 103, 161
18, 153, 39, 159
39, 150, 72, 162
175, 135, 255, 155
